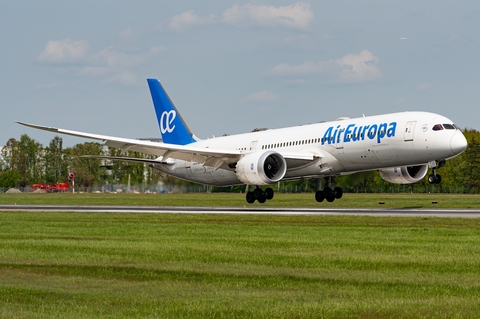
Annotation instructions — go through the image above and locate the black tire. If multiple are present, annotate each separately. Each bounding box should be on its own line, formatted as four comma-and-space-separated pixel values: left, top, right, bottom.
334, 187, 343, 199
265, 187, 274, 200
428, 174, 436, 184
324, 187, 335, 202
435, 174, 442, 184
246, 191, 256, 204
315, 190, 325, 202
253, 187, 264, 199
324, 187, 333, 198
257, 196, 267, 203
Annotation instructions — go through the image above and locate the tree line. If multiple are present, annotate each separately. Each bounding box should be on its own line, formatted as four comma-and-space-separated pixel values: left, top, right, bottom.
0, 135, 162, 191
1, 129, 479, 193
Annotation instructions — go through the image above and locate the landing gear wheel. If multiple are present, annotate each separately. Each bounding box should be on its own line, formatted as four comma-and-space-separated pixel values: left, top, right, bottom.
324, 187, 335, 202
257, 195, 267, 203
246, 191, 255, 204
254, 187, 264, 199
315, 190, 325, 202
323, 187, 333, 198
428, 174, 442, 184
334, 187, 343, 199
265, 187, 274, 200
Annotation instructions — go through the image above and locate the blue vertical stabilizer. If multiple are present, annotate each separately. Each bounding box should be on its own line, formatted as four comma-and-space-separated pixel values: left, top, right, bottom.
147, 78, 196, 145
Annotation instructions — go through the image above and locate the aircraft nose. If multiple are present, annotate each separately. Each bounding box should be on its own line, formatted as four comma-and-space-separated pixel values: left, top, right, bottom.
451, 131, 468, 155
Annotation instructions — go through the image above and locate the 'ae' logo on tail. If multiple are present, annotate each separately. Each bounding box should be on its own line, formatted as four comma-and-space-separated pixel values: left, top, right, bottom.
160, 110, 176, 134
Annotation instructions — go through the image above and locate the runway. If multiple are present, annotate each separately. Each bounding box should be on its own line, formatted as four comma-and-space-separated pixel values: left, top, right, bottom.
1, 205, 480, 218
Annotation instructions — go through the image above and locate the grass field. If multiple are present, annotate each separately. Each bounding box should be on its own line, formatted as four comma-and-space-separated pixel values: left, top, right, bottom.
0, 192, 479, 208
1, 210, 480, 318
1, 193, 480, 318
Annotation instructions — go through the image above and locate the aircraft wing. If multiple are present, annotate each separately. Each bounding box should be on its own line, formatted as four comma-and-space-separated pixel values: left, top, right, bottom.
80, 155, 174, 165
16, 121, 242, 165
17, 121, 323, 170
81, 153, 320, 171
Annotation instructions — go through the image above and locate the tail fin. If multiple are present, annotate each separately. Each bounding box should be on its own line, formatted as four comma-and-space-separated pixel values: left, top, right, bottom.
147, 78, 197, 145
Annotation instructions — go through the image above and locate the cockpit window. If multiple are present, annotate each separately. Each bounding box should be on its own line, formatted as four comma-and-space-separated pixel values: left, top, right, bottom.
432, 124, 443, 131
443, 124, 455, 130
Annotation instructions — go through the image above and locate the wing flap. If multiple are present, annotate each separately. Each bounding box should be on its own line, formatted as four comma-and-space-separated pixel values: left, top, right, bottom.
80, 155, 173, 165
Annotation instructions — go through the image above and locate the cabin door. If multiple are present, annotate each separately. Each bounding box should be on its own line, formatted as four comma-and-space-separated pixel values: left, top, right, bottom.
404, 121, 416, 141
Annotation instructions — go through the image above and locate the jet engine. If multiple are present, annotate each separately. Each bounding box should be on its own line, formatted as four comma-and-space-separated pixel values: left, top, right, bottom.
378, 165, 428, 184
235, 151, 287, 185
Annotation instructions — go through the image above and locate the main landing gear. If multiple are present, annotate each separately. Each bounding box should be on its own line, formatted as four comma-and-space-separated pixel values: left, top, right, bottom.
246, 177, 344, 204
315, 177, 343, 203
428, 160, 445, 184
246, 186, 274, 204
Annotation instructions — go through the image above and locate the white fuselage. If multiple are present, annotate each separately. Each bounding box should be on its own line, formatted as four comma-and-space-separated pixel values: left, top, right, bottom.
153, 111, 467, 186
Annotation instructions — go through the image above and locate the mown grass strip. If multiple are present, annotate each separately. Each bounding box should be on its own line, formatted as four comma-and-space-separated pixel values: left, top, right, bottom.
1, 212, 480, 318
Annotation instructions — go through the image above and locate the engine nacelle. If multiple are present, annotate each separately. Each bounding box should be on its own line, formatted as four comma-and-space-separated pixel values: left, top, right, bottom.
235, 151, 287, 185
379, 165, 428, 184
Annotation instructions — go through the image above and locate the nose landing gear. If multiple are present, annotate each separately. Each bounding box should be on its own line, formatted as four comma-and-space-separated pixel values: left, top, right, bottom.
428, 160, 445, 184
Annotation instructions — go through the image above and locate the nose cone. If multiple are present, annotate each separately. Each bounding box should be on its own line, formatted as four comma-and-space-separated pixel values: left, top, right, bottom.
451, 131, 468, 155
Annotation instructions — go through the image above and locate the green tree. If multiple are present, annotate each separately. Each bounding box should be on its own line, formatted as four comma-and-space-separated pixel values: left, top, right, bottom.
104, 148, 162, 191
64, 142, 104, 191
0, 170, 23, 189
335, 171, 377, 193
19, 134, 44, 183
1, 138, 19, 172
462, 136, 480, 193
44, 136, 67, 183
1, 135, 43, 184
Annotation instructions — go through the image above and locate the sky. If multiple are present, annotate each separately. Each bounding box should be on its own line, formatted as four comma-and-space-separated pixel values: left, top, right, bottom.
2, 1, 479, 147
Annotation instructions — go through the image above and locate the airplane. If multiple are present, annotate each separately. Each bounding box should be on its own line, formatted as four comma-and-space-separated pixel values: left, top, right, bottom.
17, 78, 467, 204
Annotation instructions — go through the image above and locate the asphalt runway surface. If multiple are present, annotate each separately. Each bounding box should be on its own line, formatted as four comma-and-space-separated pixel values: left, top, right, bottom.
1, 205, 480, 218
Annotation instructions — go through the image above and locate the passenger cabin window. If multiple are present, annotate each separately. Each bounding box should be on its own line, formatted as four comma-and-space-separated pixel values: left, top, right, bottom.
432, 124, 443, 131
443, 124, 455, 130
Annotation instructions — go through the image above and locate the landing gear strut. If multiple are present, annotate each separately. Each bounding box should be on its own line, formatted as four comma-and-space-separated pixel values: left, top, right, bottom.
246, 186, 274, 204
315, 177, 343, 203
428, 160, 445, 184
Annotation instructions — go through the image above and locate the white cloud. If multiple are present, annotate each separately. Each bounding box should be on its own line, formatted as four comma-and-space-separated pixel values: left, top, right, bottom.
80, 46, 165, 86
166, 2, 314, 33
223, 2, 313, 30
37, 39, 89, 64
38, 39, 166, 87
269, 50, 383, 84
417, 82, 432, 92
168, 10, 216, 32
244, 91, 280, 102
90, 46, 166, 68
119, 27, 135, 40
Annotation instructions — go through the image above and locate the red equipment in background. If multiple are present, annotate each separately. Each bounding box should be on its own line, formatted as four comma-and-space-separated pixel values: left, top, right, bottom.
30, 183, 69, 193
